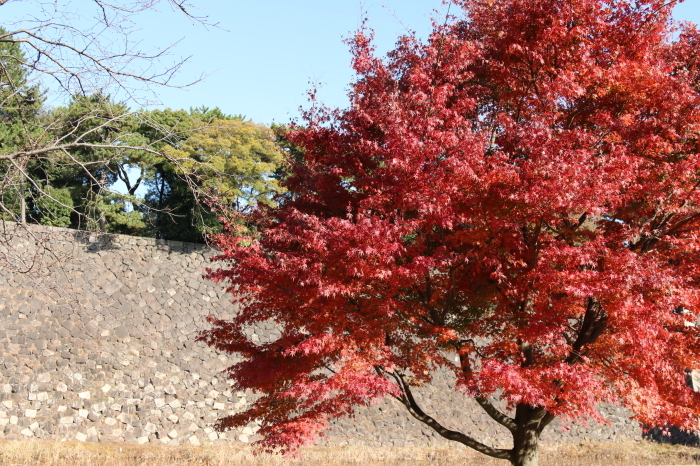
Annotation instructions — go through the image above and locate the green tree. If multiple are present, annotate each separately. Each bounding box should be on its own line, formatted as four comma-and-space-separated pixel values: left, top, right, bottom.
140, 110, 284, 242
27, 94, 147, 233
0, 27, 44, 222
166, 119, 285, 210
0, 27, 42, 153
135, 107, 205, 241
0, 0, 216, 285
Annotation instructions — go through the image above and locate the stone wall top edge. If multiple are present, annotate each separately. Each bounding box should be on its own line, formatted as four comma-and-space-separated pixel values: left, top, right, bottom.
0, 220, 216, 253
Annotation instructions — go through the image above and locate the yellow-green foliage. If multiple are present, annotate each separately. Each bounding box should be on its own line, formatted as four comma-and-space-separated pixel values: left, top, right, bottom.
164, 119, 286, 209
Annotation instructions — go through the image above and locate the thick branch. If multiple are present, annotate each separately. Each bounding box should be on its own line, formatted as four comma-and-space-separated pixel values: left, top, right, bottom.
566, 297, 607, 364
515, 404, 548, 426
392, 372, 511, 460
474, 396, 517, 432
520, 340, 534, 368
537, 412, 556, 433
129, 174, 144, 196
455, 344, 517, 432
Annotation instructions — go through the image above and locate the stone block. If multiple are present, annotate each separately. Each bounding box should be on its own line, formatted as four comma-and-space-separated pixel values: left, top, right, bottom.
691, 370, 700, 392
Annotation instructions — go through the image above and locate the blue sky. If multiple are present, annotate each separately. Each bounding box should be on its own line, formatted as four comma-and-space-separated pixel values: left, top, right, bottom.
5, 0, 700, 126
131, 0, 449, 124
132, 0, 700, 125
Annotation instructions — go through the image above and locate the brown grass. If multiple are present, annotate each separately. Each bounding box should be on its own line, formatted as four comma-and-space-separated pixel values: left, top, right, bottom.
0, 440, 698, 466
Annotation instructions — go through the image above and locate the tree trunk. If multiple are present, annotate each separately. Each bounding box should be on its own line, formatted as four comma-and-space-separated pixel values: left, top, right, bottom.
19, 179, 26, 225
20, 195, 26, 225
511, 427, 540, 466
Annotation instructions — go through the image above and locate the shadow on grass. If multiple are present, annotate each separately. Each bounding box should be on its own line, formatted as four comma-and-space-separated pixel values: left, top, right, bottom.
644, 425, 700, 449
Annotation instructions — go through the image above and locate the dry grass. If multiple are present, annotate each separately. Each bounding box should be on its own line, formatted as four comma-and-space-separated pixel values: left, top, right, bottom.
0, 440, 698, 466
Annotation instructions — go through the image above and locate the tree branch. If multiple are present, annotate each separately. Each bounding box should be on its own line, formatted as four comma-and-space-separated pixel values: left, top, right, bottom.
391, 371, 511, 460
0, 142, 160, 161
537, 412, 556, 433
474, 396, 517, 432
566, 297, 607, 364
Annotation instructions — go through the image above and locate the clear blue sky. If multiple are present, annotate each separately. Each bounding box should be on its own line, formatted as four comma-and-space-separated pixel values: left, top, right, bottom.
5, 0, 700, 126
132, 0, 449, 124
133, 0, 700, 125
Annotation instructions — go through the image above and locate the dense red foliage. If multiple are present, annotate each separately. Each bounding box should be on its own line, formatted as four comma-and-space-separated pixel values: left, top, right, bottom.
202, 0, 700, 463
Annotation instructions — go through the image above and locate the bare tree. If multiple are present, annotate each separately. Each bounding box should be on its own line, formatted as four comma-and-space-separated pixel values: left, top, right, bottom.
0, 0, 222, 291
2, 0, 210, 98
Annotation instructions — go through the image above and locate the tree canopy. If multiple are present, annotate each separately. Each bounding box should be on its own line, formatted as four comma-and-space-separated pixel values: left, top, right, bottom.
201, 1, 700, 465
139, 113, 285, 242
0, 26, 44, 223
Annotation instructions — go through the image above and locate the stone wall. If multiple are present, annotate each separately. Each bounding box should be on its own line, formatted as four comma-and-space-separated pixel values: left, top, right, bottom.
0, 223, 647, 447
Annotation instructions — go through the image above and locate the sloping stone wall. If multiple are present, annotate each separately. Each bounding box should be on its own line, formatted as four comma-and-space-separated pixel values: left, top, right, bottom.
0, 223, 646, 446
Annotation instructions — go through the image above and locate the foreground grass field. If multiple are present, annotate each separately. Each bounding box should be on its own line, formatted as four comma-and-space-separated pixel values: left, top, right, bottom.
0, 440, 698, 466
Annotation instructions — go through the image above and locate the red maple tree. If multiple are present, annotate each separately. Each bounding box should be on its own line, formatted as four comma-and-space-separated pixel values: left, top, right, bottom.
201, 1, 700, 465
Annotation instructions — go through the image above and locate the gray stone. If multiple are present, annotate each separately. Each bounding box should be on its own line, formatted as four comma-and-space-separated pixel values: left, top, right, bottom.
0, 222, 651, 447
114, 327, 130, 339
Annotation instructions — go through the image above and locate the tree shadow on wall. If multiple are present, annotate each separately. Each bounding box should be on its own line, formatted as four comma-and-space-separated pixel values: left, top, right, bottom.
72, 229, 120, 252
